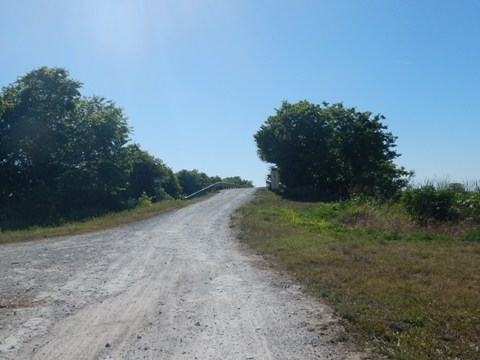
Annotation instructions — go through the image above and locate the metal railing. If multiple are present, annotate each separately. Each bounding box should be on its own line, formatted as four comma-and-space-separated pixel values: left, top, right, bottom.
184, 182, 247, 199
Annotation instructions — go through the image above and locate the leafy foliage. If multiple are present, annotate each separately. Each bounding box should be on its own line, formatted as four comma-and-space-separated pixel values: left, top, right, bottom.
0, 67, 180, 228
254, 100, 411, 197
176, 169, 213, 195
126, 144, 182, 202
402, 183, 480, 225
222, 176, 253, 188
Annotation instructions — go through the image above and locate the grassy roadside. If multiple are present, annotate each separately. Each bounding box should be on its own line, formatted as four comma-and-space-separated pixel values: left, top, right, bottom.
233, 188, 480, 359
0, 197, 198, 245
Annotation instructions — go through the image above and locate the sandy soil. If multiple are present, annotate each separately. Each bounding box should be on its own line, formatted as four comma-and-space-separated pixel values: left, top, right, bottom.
0, 189, 369, 359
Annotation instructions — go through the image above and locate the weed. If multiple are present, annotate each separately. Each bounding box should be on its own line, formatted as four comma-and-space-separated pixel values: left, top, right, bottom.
461, 227, 480, 242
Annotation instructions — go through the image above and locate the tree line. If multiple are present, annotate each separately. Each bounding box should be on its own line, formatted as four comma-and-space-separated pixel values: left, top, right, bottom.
0, 67, 252, 229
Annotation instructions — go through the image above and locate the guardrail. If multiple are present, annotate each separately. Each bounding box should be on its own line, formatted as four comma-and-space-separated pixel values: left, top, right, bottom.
184, 182, 247, 199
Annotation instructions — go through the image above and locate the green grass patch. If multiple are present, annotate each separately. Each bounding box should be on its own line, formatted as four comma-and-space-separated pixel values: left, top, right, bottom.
234, 189, 480, 359
0, 197, 197, 245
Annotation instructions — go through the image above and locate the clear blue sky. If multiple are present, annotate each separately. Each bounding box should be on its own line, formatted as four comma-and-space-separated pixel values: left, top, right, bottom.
1, 0, 479, 186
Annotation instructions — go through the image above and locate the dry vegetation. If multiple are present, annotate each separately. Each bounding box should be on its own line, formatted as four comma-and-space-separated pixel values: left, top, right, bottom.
234, 189, 480, 359
0, 197, 197, 245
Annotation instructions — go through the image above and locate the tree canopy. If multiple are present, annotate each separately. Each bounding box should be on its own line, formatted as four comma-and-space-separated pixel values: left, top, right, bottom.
0, 67, 177, 227
254, 100, 411, 197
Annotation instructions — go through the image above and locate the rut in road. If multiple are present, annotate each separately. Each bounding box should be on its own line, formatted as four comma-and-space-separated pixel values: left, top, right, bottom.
0, 189, 366, 360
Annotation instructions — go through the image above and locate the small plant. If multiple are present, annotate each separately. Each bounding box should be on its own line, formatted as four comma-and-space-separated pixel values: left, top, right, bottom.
137, 192, 153, 207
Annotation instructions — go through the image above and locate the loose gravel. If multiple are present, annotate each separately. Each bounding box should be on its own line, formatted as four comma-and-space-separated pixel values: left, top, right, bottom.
0, 189, 368, 359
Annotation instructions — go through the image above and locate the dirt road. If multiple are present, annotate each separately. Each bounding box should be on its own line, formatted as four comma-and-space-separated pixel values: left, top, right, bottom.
0, 189, 365, 359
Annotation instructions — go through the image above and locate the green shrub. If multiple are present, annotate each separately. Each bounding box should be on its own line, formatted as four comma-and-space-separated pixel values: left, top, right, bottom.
137, 192, 153, 207
402, 182, 480, 225
456, 192, 480, 223
402, 185, 460, 224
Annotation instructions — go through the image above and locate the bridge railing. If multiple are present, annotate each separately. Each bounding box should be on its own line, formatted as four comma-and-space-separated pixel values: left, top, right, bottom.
184, 182, 247, 199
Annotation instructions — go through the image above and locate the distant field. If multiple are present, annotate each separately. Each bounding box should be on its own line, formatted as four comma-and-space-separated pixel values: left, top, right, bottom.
234, 188, 480, 359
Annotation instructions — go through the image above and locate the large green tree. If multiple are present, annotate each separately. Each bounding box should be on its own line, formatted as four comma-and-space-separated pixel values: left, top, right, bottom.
0, 67, 167, 226
254, 100, 411, 196
54, 96, 132, 215
126, 144, 182, 201
0, 67, 87, 221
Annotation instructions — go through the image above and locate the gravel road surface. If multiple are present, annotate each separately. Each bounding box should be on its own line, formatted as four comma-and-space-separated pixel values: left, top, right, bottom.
0, 189, 367, 359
